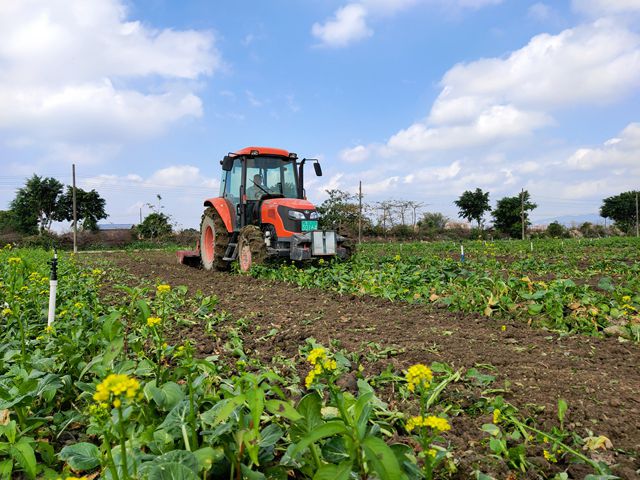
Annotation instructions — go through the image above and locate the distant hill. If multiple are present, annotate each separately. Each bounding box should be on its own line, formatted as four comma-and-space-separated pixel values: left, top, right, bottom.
533, 213, 604, 227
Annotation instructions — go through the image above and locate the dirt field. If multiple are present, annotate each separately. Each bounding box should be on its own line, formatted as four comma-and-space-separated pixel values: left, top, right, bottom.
92, 251, 640, 478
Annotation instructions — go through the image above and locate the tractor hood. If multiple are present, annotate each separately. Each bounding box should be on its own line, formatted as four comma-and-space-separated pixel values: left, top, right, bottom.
262, 198, 316, 210
261, 197, 318, 238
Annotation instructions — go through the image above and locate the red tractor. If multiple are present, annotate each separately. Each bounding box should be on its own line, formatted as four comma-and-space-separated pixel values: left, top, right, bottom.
178, 146, 352, 271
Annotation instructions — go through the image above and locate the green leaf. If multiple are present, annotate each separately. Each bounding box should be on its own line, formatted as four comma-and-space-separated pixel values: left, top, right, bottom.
558, 398, 568, 424
290, 421, 348, 458
58, 442, 101, 471
192, 446, 223, 472
597, 277, 615, 292
147, 462, 200, 480
0, 459, 13, 478
204, 394, 246, 426
259, 424, 283, 448
145, 382, 185, 411
265, 399, 302, 421
11, 440, 37, 480
362, 436, 402, 480
481, 423, 500, 436
153, 451, 198, 473
240, 463, 266, 480
312, 460, 353, 480
527, 303, 543, 315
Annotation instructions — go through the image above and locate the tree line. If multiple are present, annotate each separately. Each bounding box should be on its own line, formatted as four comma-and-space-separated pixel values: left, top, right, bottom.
0, 175, 108, 235
318, 188, 639, 239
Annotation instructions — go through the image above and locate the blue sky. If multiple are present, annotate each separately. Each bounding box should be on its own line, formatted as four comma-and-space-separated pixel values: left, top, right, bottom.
0, 0, 639, 229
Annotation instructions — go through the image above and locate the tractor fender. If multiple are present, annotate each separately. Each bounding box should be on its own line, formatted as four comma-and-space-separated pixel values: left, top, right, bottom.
204, 197, 235, 232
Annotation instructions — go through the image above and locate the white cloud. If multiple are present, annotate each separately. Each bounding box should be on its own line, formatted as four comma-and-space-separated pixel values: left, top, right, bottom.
528, 2, 554, 21
311, 4, 372, 48
573, 0, 640, 17
566, 122, 640, 170
0, 0, 219, 145
340, 145, 370, 163
312, 0, 503, 47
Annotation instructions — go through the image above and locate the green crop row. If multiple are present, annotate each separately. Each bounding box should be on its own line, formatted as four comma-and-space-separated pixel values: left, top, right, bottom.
253, 238, 640, 339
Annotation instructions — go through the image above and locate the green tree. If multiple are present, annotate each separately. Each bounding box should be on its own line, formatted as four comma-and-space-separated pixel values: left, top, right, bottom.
316, 189, 360, 233
55, 187, 108, 232
9, 175, 63, 234
492, 191, 537, 238
600, 191, 638, 234
417, 211, 448, 237
454, 188, 491, 229
136, 212, 173, 239
546, 221, 566, 238
0, 210, 20, 233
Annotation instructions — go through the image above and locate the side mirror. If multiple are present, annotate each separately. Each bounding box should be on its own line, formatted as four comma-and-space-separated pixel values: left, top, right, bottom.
221, 156, 234, 171
313, 162, 323, 176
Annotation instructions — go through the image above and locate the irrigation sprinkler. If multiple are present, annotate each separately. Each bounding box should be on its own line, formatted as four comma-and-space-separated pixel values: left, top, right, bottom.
460, 244, 465, 262
47, 249, 58, 326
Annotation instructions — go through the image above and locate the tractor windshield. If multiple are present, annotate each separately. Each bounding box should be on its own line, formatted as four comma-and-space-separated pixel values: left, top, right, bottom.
246, 156, 298, 199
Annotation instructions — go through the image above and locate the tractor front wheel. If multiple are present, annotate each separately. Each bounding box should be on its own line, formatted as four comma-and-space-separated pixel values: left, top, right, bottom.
200, 207, 229, 271
238, 226, 267, 273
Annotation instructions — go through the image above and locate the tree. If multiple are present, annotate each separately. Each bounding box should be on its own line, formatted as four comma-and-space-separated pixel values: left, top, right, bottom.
316, 189, 360, 233
417, 211, 448, 236
492, 191, 537, 238
454, 188, 491, 229
600, 191, 638, 234
9, 175, 63, 234
55, 187, 108, 232
546, 221, 566, 238
136, 212, 173, 239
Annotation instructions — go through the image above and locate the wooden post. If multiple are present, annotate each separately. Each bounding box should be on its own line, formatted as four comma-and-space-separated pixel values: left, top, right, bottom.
72, 164, 77, 254
520, 188, 525, 240
358, 181, 362, 245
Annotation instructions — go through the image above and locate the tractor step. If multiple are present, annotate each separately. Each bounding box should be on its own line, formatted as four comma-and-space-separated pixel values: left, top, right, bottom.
223, 242, 238, 261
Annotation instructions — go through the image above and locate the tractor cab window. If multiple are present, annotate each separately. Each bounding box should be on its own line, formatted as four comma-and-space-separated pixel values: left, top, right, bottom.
245, 157, 298, 200
223, 158, 242, 204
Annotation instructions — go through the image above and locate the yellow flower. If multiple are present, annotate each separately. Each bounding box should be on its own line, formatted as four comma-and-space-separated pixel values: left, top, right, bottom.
92, 269, 103, 275
74, 302, 83, 309
394, 254, 401, 261
501, 325, 506, 332
423, 416, 451, 432
157, 284, 171, 294
66, 476, 89, 480
426, 448, 437, 458
7, 257, 22, 265
45, 325, 53, 333
322, 359, 337, 371
2, 308, 12, 316
493, 409, 501, 424
543, 449, 557, 463
406, 415, 450, 433
622, 295, 631, 302
93, 374, 140, 404
113, 398, 121, 408
147, 316, 161, 327
406, 364, 432, 392
305, 370, 316, 388
307, 347, 327, 365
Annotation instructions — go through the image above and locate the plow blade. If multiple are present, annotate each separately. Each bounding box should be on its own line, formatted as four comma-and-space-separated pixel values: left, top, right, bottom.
177, 248, 201, 267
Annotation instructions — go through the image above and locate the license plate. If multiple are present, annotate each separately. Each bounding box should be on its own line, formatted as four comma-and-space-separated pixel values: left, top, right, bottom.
301, 220, 318, 231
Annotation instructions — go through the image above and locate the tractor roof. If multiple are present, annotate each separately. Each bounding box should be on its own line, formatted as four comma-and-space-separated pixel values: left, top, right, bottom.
234, 146, 293, 157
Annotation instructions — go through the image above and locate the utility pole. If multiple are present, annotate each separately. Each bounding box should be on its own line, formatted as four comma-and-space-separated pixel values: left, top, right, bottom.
72, 164, 78, 254
636, 191, 640, 237
520, 188, 525, 241
139, 207, 143, 223
358, 181, 362, 245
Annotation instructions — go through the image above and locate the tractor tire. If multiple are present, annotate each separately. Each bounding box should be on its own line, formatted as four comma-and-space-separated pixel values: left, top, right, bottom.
237, 225, 267, 273
200, 206, 230, 271
341, 238, 355, 261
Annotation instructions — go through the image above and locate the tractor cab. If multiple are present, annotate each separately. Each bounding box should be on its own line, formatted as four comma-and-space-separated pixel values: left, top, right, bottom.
179, 146, 351, 272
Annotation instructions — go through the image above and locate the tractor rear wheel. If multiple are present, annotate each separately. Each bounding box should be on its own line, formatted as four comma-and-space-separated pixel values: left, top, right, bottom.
237, 225, 267, 273
200, 206, 229, 271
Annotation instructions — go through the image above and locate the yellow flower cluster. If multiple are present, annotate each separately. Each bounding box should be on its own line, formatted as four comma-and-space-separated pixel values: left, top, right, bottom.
2, 308, 12, 316
93, 374, 140, 407
406, 364, 432, 392
543, 449, 557, 463
157, 284, 171, 294
92, 269, 103, 275
7, 257, 22, 265
493, 409, 501, 424
74, 302, 84, 309
405, 415, 451, 433
305, 348, 337, 388
66, 476, 89, 480
147, 316, 161, 327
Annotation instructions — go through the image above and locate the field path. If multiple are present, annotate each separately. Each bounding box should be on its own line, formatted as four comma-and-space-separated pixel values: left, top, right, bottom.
96, 251, 640, 472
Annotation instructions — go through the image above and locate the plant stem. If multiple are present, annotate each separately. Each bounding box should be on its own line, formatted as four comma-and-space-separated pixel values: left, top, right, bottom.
104, 431, 120, 480
117, 406, 130, 480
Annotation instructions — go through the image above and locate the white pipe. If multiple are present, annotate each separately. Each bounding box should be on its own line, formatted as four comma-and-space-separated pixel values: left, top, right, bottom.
47, 280, 57, 326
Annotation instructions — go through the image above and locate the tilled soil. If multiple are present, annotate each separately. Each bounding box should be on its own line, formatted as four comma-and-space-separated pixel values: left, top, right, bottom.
91, 251, 640, 478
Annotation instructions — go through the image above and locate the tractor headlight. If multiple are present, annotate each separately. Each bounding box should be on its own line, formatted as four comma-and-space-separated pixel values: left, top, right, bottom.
288, 210, 305, 220
309, 211, 320, 220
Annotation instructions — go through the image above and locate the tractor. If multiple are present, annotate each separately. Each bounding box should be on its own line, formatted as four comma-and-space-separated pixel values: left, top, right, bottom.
177, 146, 352, 271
